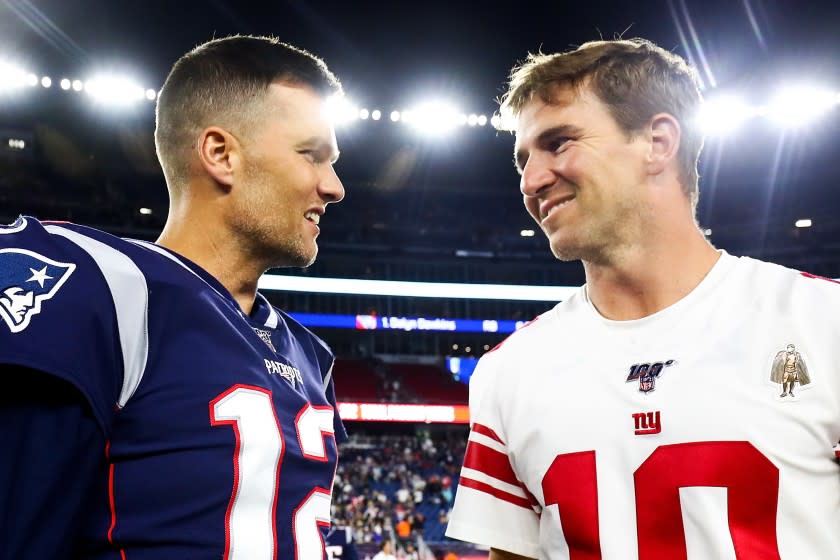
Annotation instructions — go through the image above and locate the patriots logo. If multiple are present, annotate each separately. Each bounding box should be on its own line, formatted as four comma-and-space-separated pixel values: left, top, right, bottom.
0, 249, 76, 333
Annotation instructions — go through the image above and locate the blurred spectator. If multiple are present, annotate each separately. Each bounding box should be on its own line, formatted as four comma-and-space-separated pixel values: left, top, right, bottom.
372, 540, 397, 560
332, 431, 466, 548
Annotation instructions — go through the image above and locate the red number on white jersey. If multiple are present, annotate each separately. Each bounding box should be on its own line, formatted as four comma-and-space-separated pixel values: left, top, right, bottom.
541, 441, 780, 559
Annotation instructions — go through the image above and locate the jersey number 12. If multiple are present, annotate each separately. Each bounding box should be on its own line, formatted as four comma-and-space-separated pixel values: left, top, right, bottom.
211, 384, 335, 560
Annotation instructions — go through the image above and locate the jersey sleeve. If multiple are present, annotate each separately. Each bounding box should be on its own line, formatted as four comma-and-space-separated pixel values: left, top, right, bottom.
0, 365, 107, 559
0, 218, 148, 432
445, 350, 540, 558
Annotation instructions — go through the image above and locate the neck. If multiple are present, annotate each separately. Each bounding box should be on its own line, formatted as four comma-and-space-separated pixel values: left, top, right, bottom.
156, 203, 264, 315
583, 222, 720, 321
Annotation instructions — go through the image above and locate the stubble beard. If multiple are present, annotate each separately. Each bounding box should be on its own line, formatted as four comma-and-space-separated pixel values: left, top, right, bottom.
238, 170, 318, 270
547, 204, 644, 267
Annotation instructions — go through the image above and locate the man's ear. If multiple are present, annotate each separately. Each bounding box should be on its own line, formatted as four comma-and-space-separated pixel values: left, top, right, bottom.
196, 126, 239, 191
647, 113, 681, 176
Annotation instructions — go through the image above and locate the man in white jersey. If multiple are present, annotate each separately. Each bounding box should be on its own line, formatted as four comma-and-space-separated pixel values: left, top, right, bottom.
445, 38, 840, 559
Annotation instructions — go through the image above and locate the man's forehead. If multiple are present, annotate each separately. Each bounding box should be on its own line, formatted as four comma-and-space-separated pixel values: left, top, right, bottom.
513, 86, 593, 144
265, 82, 337, 137
266, 81, 329, 117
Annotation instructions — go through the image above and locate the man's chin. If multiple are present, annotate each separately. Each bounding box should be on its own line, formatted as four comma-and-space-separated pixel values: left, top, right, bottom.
268, 247, 318, 270
548, 237, 581, 262
290, 248, 318, 269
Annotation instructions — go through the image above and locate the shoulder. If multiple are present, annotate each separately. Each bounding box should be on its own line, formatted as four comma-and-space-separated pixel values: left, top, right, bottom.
274, 306, 335, 367
730, 254, 840, 302
0, 217, 152, 334
1, 217, 152, 287
482, 288, 585, 361
0, 217, 155, 414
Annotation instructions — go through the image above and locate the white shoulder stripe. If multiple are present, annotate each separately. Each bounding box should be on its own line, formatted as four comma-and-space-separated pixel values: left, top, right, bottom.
0, 216, 28, 234
46, 226, 149, 408
322, 359, 334, 392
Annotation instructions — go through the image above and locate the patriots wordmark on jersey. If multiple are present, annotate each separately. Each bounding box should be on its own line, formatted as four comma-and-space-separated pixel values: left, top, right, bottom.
0, 216, 346, 559
446, 251, 840, 559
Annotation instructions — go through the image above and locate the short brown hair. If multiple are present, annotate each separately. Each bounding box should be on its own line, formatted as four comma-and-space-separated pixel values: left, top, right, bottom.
155, 35, 342, 190
501, 39, 704, 211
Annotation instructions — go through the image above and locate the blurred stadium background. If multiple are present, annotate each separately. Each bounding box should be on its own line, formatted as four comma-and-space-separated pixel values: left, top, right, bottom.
3, 0, 840, 558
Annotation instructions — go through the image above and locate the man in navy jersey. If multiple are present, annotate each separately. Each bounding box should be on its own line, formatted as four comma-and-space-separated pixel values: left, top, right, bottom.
0, 35, 346, 558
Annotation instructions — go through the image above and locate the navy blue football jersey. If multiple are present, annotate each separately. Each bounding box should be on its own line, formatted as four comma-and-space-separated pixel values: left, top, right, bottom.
325, 526, 359, 560
0, 216, 346, 559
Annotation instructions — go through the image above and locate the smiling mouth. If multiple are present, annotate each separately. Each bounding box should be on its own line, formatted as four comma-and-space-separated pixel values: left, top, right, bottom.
304, 211, 321, 225
542, 197, 575, 222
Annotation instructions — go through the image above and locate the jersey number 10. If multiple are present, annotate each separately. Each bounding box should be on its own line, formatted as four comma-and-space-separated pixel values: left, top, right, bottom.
211, 384, 336, 560
542, 441, 781, 559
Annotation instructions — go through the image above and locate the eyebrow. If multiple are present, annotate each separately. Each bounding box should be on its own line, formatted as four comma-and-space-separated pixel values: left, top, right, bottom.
514, 124, 584, 172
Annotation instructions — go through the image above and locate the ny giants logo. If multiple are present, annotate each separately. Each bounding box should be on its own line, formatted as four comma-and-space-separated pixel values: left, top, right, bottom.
632, 411, 661, 435
626, 360, 675, 393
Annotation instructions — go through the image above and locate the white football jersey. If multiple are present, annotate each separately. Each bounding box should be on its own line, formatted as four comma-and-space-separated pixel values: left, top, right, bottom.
446, 251, 840, 559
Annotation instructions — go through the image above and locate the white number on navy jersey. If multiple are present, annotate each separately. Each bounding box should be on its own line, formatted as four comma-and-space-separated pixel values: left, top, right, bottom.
210, 385, 336, 560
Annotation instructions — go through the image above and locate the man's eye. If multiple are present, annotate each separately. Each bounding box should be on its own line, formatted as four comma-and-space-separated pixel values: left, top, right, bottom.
549, 137, 570, 151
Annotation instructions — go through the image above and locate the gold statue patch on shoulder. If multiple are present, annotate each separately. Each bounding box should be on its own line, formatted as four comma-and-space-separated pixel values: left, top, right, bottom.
770, 343, 811, 398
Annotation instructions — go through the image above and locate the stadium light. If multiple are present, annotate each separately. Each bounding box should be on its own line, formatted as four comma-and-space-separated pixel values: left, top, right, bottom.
390, 110, 401, 122
467, 114, 478, 126
83, 75, 145, 105
41, 76, 52, 88
477, 115, 487, 126
696, 94, 753, 136
795, 218, 812, 228
403, 100, 461, 136
494, 111, 517, 132
72, 79, 83, 91
60, 78, 71, 90
371, 109, 382, 121
139, 207, 152, 215
359, 108, 369, 120
0, 62, 27, 89
767, 84, 837, 127
520, 229, 535, 237
326, 94, 359, 125
145, 88, 157, 101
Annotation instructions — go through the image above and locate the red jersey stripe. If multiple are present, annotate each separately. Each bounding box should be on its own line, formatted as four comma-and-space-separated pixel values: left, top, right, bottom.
800, 271, 840, 286
463, 439, 520, 487
472, 422, 504, 445
459, 477, 533, 511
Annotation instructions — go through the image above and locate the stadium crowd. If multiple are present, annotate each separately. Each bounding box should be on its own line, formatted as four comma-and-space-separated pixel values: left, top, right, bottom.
332, 432, 467, 558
